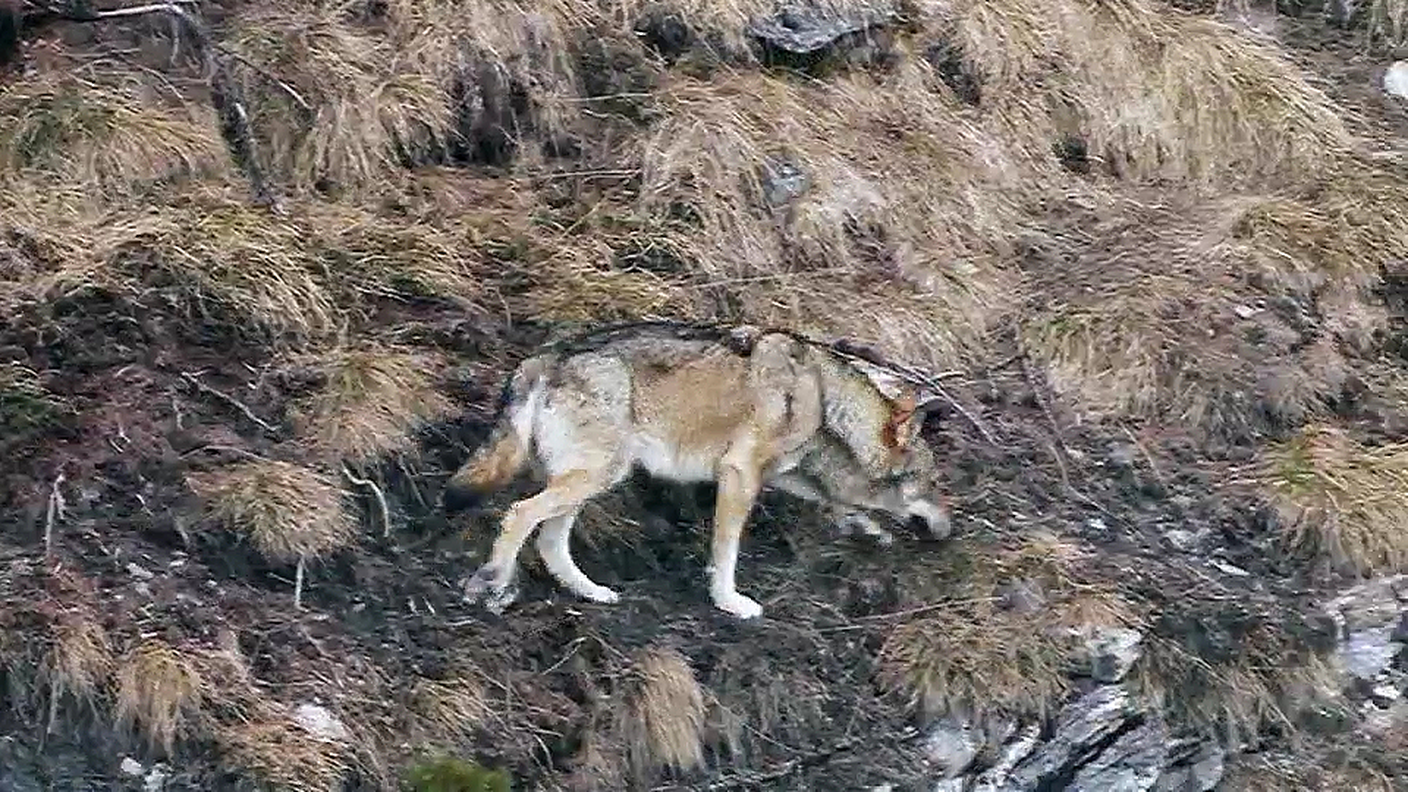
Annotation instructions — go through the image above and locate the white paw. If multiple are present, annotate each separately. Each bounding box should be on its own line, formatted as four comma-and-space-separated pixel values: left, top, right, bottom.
714, 592, 763, 620
578, 584, 621, 604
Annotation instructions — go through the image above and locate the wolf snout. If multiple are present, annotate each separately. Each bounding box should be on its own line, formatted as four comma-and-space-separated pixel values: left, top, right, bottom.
908, 503, 952, 540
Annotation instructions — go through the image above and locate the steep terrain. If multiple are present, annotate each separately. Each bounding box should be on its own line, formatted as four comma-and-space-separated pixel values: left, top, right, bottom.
2, 0, 1408, 790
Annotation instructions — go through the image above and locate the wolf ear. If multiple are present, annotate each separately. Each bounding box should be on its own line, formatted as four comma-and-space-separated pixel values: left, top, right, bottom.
882, 390, 920, 449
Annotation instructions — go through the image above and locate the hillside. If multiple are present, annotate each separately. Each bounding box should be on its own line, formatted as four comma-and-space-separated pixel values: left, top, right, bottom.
2, 0, 1408, 789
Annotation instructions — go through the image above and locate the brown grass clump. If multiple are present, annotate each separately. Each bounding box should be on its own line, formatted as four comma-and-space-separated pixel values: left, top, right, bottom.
407, 674, 493, 743
186, 459, 358, 565
1219, 737, 1401, 792
637, 66, 1026, 367
43, 615, 114, 716
101, 184, 338, 341
0, 61, 227, 195
579, 646, 709, 786
1252, 423, 1408, 576
217, 710, 355, 792
877, 531, 1135, 722
225, 3, 451, 193
289, 345, 455, 465
114, 639, 204, 756
623, 647, 708, 777
1022, 178, 1396, 439
933, 0, 1351, 188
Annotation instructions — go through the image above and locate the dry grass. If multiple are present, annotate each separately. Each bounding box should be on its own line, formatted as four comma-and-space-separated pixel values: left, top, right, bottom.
102, 183, 339, 341
1022, 173, 1400, 438
575, 645, 710, 787
623, 647, 708, 777
0, 57, 227, 196
43, 615, 114, 715
1136, 633, 1343, 748
406, 674, 494, 743
289, 345, 456, 464
635, 66, 1027, 367
933, 0, 1351, 188
114, 639, 204, 756
217, 709, 355, 792
1252, 423, 1408, 576
185, 459, 359, 564
1219, 737, 1401, 792
877, 531, 1136, 722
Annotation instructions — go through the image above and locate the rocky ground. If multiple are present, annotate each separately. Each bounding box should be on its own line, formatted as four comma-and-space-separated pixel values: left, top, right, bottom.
2, 0, 1408, 790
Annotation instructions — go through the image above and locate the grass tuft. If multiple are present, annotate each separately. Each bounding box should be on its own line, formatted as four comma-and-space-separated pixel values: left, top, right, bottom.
0, 63, 227, 195
624, 647, 708, 777
1022, 179, 1395, 439
114, 639, 204, 756
217, 709, 355, 792
289, 345, 456, 465
937, 0, 1351, 187
186, 459, 359, 564
877, 531, 1134, 722
1253, 423, 1408, 576
102, 184, 338, 342
44, 615, 113, 715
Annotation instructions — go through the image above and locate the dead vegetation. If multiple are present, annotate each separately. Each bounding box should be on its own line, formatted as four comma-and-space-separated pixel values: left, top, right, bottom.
877, 531, 1136, 722
1252, 423, 1408, 576
114, 639, 204, 756
1, 0, 1406, 788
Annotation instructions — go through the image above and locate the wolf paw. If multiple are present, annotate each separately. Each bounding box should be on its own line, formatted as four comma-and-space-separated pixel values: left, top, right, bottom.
577, 583, 621, 604
713, 591, 763, 620
463, 564, 517, 613
838, 513, 894, 546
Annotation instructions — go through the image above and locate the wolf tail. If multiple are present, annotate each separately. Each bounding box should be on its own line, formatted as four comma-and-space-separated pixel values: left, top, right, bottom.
441, 356, 549, 514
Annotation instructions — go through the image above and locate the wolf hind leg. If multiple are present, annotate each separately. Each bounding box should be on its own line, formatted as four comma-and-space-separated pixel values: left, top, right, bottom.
535, 511, 620, 604
465, 467, 624, 613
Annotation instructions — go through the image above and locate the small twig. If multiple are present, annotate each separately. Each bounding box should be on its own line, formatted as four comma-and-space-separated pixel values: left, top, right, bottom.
45, 473, 67, 557
343, 463, 392, 538
293, 554, 306, 610
181, 372, 277, 433
217, 45, 312, 111
925, 377, 998, 445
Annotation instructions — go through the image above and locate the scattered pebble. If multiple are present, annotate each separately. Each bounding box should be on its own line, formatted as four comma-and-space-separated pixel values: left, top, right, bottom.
119, 757, 144, 777
126, 562, 154, 580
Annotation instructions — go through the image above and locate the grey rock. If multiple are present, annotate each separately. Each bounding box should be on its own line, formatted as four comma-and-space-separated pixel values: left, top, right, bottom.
998, 578, 1046, 615
119, 758, 144, 777
925, 717, 982, 778
933, 778, 966, 792
1163, 529, 1199, 552
1153, 740, 1225, 792
1073, 627, 1144, 684
292, 702, 350, 743
1386, 61, 1408, 101
970, 723, 1041, 792
747, 2, 897, 54
1339, 624, 1401, 683
761, 158, 809, 207
1003, 686, 1143, 790
1325, 575, 1407, 634
1392, 612, 1408, 643
1068, 715, 1168, 792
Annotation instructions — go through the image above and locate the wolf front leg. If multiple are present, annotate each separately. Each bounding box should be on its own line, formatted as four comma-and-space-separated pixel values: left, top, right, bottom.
464, 468, 616, 614
708, 447, 767, 620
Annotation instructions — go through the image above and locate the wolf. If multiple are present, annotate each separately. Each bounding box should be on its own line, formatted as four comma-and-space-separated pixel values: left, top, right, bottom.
441, 321, 952, 620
